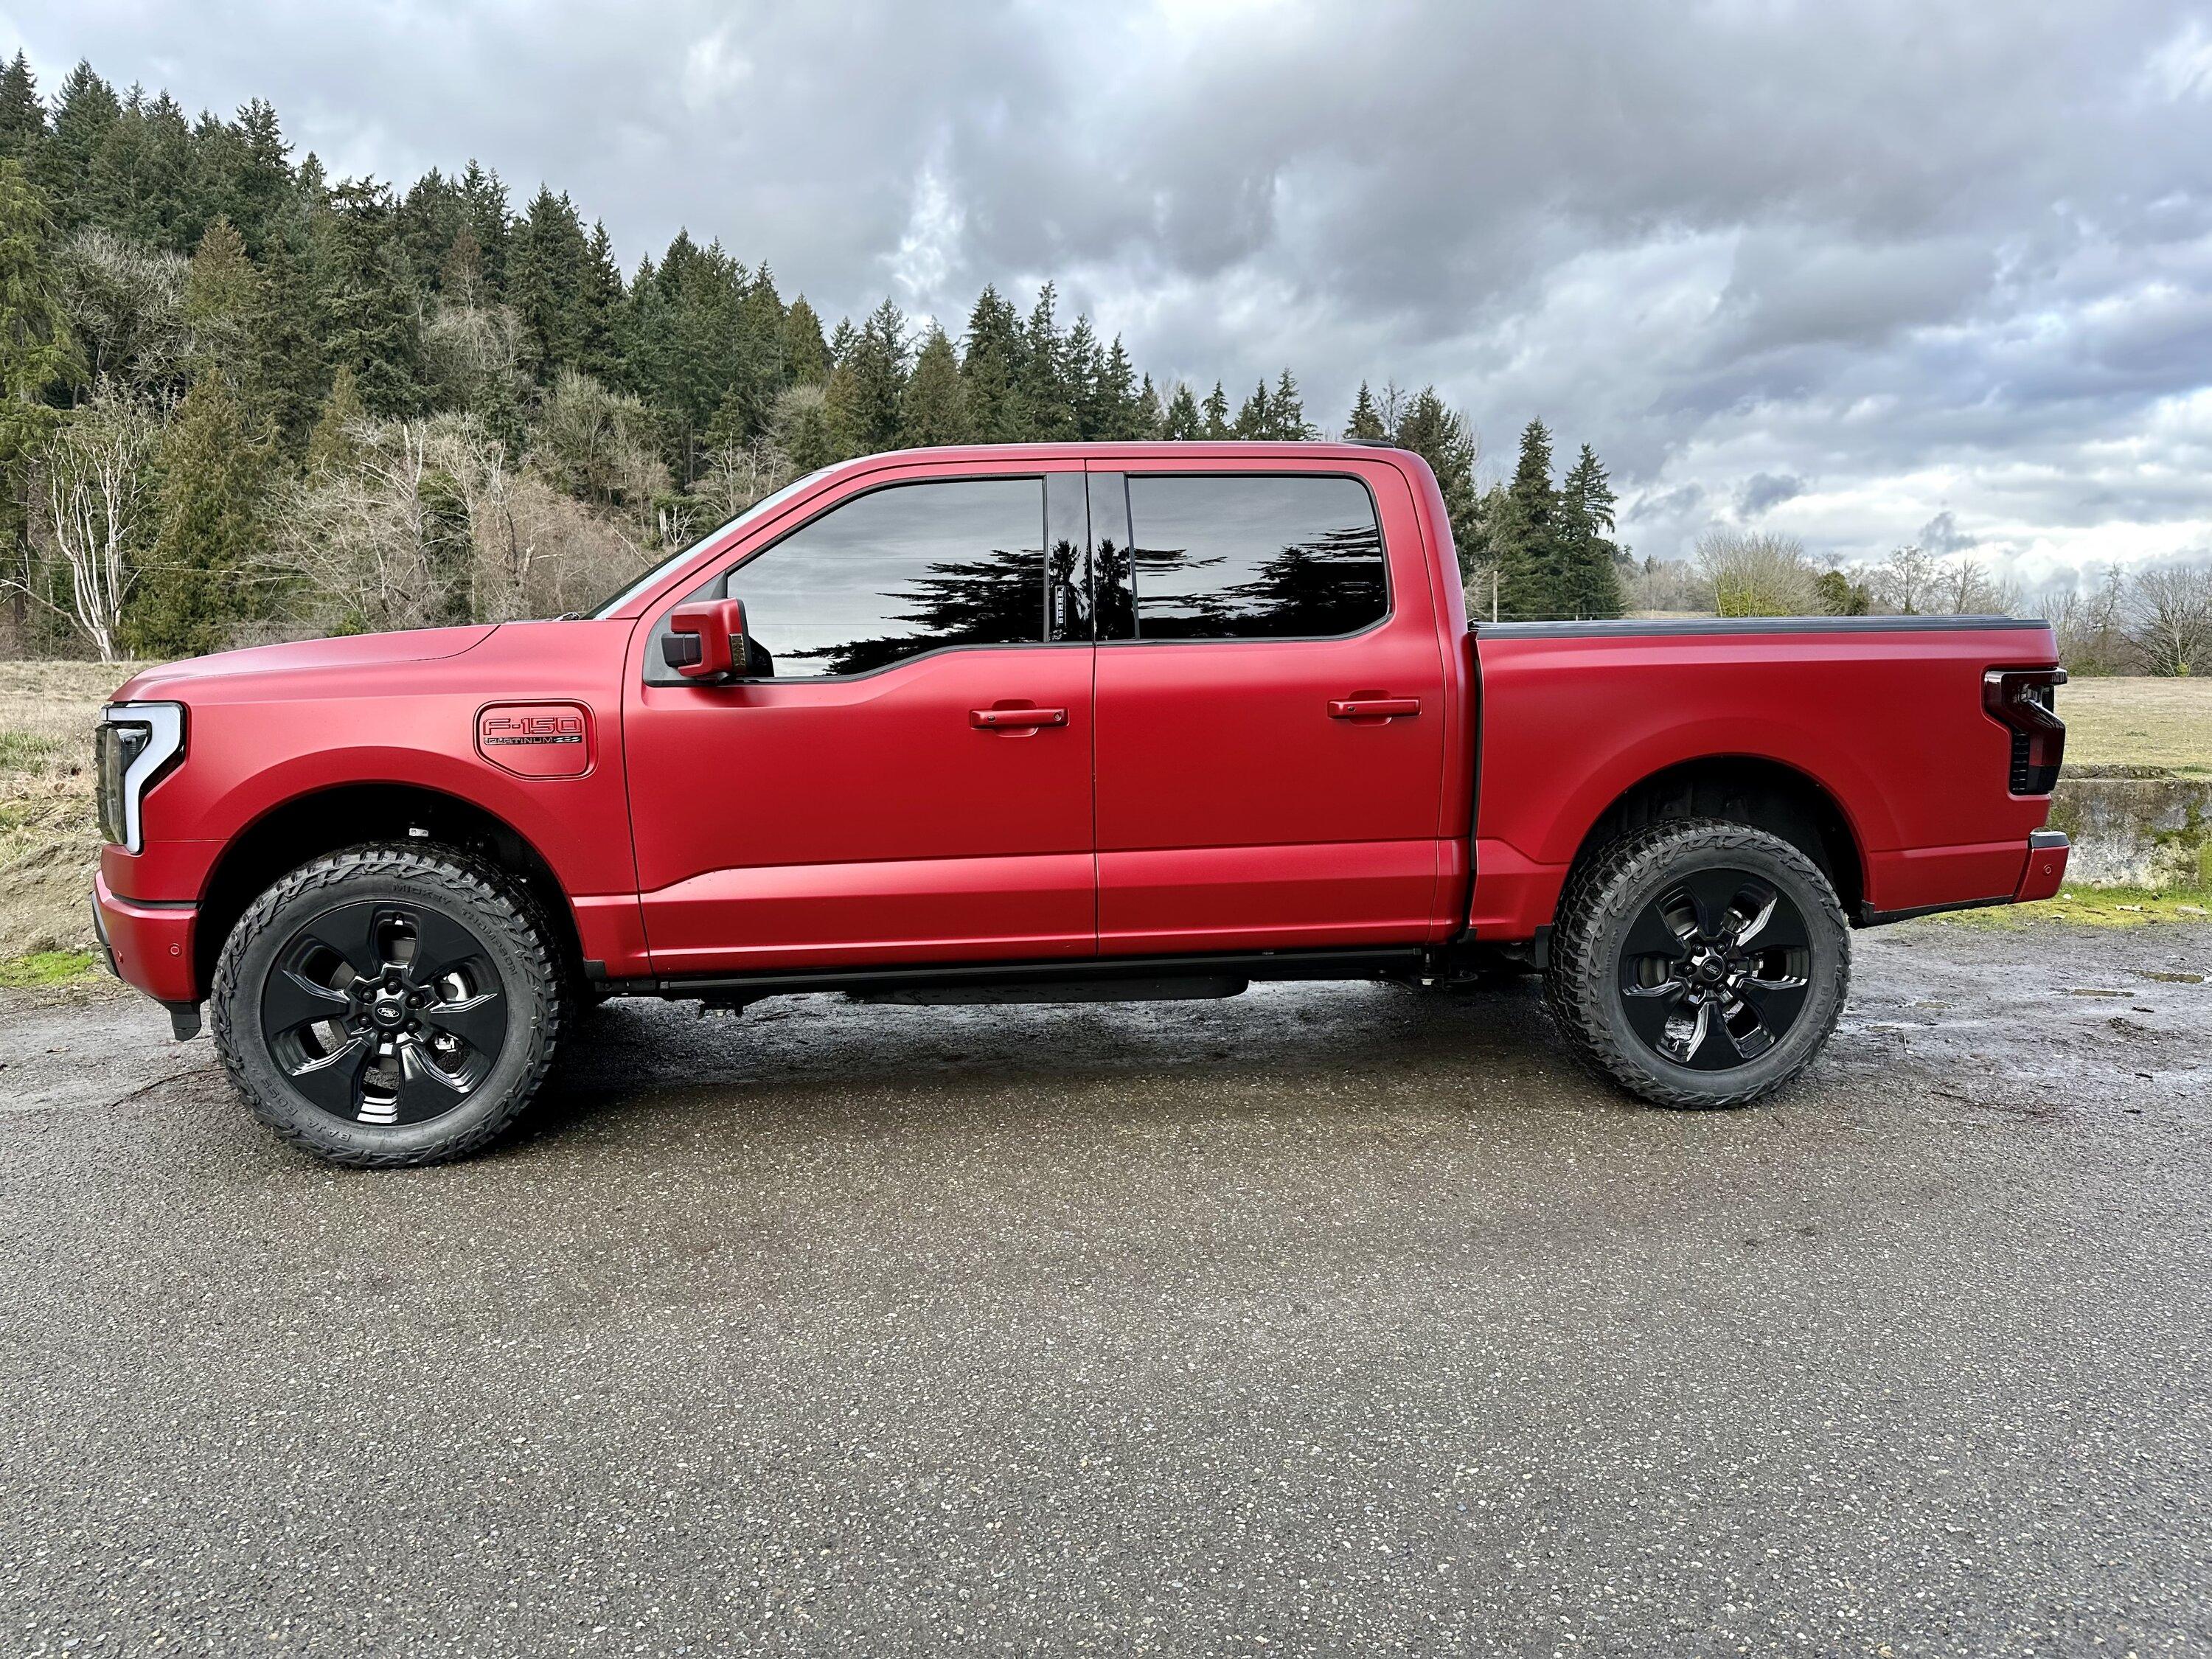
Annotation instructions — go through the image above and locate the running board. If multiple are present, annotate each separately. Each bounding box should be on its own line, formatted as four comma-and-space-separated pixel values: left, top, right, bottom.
639, 947, 1427, 1009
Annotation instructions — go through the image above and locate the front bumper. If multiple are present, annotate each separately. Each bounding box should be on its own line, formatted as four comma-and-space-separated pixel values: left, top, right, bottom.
91, 871, 199, 1005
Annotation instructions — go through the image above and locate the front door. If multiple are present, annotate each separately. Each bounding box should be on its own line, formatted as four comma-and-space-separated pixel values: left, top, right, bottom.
625, 468, 1097, 975
1090, 464, 1450, 953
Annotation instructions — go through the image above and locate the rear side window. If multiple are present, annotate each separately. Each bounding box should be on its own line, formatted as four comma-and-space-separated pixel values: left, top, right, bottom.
1124, 475, 1387, 641
723, 478, 1046, 677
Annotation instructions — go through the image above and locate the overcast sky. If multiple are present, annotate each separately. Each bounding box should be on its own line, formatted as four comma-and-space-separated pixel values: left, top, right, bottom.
10, 0, 2212, 582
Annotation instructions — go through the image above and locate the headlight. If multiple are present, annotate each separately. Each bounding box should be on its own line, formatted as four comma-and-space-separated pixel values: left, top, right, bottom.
95, 703, 186, 853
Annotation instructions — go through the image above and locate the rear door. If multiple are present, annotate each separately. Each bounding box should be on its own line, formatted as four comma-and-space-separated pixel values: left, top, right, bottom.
1090, 462, 1450, 953
625, 466, 1097, 975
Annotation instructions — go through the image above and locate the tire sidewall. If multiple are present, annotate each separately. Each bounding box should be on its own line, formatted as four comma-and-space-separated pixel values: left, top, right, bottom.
214, 854, 555, 1164
1581, 827, 1848, 1104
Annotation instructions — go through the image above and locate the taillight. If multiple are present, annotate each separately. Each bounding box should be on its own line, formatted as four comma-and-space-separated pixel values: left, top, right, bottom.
1982, 668, 2065, 796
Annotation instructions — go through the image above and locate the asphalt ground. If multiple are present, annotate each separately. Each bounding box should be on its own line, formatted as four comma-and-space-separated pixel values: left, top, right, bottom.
4, 917, 2209, 1656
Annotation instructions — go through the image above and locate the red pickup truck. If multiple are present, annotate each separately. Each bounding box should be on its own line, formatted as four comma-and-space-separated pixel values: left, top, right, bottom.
91, 442, 2069, 1166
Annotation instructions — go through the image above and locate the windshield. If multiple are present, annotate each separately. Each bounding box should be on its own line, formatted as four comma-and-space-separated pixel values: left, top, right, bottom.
587, 469, 827, 619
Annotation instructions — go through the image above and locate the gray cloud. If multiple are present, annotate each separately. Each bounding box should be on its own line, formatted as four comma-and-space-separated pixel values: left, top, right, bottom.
15, 0, 2212, 577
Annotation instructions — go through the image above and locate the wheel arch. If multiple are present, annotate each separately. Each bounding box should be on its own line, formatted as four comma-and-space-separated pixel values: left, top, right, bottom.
195, 782, 585, 995
1562, 754, 1867, 921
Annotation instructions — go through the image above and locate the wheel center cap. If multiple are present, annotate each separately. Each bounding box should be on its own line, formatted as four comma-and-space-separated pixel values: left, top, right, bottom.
1695, 955, 1726, 983
372, 998, 406, 1027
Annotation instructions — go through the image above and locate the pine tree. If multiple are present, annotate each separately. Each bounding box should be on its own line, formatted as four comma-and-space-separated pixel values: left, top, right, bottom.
782, 295, 829, 385
0, 161, 78, 634
1556, 444, 1625, 619
1200, 380, 1230, 439
1269, 368, 1310, 439
1492, 419, 1564, 621
183, 216, 271, 402
958, 283, 1024, 442
32, 63, 119, 229
509, 186, 594, 381
1020, 283, 1075, 440
313, 177, 427, 416
1345, 381, 1384, 440
0, 53, 43, 161
221, 99, 294, 257
898, 324, 970, 448
1162, 380, 1203, 440
304, 363, 365, 477
128, 369, 269, 655
456, 160, 509, 296
1231, 380, 1270, 439
1133, 372, 1165, 439
826, 296, 908, 456
1389, 386, 1481, 574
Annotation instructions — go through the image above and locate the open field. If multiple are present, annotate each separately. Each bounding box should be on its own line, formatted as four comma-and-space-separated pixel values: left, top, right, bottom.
0, 664, 2206, 973
2058, 675, 2212, 777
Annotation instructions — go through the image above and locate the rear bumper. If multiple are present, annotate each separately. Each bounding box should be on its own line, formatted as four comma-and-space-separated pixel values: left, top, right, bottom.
91, 871, 199, 1004
1857, 828, 2069, 925
2014, 828, 2069, 902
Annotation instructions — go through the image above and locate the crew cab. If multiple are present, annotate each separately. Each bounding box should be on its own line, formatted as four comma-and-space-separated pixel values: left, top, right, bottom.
91, 442, 2070, 1166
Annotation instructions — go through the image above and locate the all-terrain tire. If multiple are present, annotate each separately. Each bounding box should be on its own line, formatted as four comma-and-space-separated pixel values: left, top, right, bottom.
1544, 818, 1848, 1109
211, 843, 563, 1167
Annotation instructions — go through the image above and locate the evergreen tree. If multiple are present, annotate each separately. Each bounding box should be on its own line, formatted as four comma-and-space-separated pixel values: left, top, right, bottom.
255, 229, 326, 447
0, 54, 42, 161
128, 369, 269, 655
183, 216, 271, 402
1389, 386, 1481, 572
303, 361, 364, 476
825, 296, 908, 456
1200, 380, 1230, 439
32, 63, 119, 229
1019, 283, 1076, 440
313, 177, 428, 416
1133, 371, 1165, 439
218, 99, 295, 257
88, 86, 196, 251
456, 161, 509, 296
782, 295, 829, 385
1162, 380, 1203, 440
0, 161, 78, 634
1231, 380, 1270, 439
958, 283, 1024, 442
1492, 419, 1565, 620
1556, 444, 1625, 619
898, 324, 970, 448
509, 186, 594, 381
1345, 381, 1384, 440
1270, 368, 1310, 439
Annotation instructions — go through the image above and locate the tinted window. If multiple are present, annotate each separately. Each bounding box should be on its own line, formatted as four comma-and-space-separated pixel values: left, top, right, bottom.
724, 479, 1046, 676
1125, 475, 1386, 640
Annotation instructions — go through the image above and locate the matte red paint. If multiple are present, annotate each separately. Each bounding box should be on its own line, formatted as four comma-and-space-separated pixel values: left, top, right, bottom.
90, 442, 2065, 1012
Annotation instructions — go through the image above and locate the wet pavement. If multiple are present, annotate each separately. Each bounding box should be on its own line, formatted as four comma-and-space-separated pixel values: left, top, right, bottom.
3, 918, 2209, 1656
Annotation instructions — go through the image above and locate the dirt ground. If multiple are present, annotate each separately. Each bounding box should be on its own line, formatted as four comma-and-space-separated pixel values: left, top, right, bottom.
3, 914, 2210, 1655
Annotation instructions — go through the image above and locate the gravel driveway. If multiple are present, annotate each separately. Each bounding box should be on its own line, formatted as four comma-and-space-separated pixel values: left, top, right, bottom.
4, 918, 2209, 1656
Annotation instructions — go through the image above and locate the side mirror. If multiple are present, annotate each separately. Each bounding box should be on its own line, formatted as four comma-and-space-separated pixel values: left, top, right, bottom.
664, 599, 748, 682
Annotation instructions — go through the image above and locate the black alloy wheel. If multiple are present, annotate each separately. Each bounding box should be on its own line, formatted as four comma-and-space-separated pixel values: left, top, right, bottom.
212, 844, 562, 1166
1615, 869, 1811, 1069
1544, 818, 1848, 1110
261, 899, 509, 1125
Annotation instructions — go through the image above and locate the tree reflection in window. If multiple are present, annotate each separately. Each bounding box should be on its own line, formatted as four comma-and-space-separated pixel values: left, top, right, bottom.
1127, 475, 1387, 640
725, 479, 1046, 677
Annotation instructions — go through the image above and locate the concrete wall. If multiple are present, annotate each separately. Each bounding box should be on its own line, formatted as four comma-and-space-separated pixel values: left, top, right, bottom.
2047, 767, 2212, 889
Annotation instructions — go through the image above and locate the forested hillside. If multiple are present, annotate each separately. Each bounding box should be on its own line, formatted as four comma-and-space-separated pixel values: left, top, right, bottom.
0, 55, 1649, 661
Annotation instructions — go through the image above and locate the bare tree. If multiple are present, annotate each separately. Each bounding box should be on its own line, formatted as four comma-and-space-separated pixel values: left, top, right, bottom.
1871, 543, 1941, 614
2, 385, 161, 661
56, 229, 191, 394
2123, 565, 2212, 676
1694, 528, 1820, 616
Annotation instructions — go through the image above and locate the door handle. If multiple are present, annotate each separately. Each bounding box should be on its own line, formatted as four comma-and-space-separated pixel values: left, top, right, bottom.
1328, 697, 1421, 720
970, 706, 1068, 730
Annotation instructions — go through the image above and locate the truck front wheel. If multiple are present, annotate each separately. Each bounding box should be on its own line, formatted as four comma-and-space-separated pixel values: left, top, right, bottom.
1545, 819, 1848, 1109
210, 844, 563, 1166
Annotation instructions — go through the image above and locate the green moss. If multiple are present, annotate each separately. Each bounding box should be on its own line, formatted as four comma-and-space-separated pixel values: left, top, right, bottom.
1933, 885, 2212, 930
0, 949, 102, 987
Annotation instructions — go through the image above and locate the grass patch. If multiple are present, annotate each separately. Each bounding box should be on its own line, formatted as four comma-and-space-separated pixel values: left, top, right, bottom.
1933, 884, 2212, 929
0, 728, 60, 771
2062, 678, 2212, 779
0, 947, 102, 987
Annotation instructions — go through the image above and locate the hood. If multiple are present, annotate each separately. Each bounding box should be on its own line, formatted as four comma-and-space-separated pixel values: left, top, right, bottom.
113, 625, 498, 703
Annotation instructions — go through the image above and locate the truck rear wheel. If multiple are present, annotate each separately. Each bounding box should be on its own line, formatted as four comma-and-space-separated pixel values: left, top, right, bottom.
211, 844, 563, 1167
1544, 819, 1848, 1109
